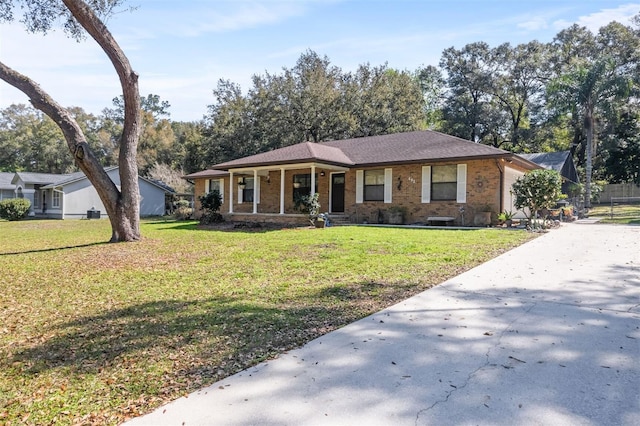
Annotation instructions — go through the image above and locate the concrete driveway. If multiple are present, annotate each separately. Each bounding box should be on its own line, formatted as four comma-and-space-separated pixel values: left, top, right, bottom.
126, 223, 640, 426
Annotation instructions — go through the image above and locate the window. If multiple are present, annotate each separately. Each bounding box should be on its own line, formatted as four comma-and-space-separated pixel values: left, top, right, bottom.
293, 174, 318, 200
431, 165, 458, 201
52, 191, 61, 208
364, 170, 385, 201
206, 179, 224, 202
242, 178, 254, 203
34, 190, 40, 209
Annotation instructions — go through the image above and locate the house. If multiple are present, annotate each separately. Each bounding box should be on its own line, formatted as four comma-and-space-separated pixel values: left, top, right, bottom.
185, 130, 540, 226
6, 167, 174, 219
519, 151, 579, 194
0, 172, 17, 201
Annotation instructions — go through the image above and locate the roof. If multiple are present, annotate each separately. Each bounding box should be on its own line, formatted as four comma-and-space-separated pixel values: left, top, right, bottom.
183, 169, 230, 179
211, 130, 533, 170
213, 141, 355, 169
0, 172, 15, 190
518, 151, 571, 173
321, 131, 511, 166
11, 171, 73, 186
141, 177, 177, 194
39, 167, 118, 189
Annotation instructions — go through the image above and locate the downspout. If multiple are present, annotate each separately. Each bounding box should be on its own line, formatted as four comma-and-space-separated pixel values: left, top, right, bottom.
280, 168, 285, 214
496, 159, 505, 213
229, 171, 234, 214
253, 169, 258, 214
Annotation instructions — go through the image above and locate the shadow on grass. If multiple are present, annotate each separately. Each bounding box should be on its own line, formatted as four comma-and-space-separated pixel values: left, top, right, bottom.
8, 296, 346, 377
0, 241, 107, 256
153, 220, 308, 233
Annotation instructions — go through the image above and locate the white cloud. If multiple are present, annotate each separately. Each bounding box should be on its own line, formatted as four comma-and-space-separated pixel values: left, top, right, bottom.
517, 17, 550, 31
145, 2, 309, 38
553, 3, 640, 31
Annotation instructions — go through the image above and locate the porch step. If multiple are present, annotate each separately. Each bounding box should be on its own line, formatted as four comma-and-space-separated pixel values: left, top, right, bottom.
327, 215, 351, 226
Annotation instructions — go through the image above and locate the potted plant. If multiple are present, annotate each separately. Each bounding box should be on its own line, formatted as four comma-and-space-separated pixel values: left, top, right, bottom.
497, 210, 514, 227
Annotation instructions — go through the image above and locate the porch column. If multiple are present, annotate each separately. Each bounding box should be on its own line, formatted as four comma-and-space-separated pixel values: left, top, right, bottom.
253, 169, 258, 214
229, 171, 234, 213
310, 165, 316, 197
280, 168, 285, 214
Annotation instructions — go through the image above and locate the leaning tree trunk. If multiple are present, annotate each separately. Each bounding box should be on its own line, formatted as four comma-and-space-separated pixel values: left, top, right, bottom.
0, 0, 141, 242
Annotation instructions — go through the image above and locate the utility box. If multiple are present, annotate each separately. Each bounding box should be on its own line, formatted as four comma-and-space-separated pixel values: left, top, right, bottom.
87, 209, 101, 219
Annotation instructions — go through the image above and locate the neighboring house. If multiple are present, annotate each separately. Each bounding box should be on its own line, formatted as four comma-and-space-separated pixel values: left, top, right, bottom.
185, 130, 540, 226
519, 151, 579, 194
6, 167, 174, 219
0, 172, 17, 201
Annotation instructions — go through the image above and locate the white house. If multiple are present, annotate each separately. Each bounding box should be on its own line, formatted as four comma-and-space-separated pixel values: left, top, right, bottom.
6, 167, 174, 219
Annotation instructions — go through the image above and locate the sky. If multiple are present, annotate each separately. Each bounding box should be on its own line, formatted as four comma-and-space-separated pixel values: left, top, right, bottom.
1, 0, 639, 122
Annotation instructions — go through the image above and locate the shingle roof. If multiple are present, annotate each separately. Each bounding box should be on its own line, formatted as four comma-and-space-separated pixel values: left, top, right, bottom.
211, 130, 516, 170
0, 172, 15, 190
321, 131, 510, 166
39, 167, 117, 189
214, 141, 355, 169
12, 172, 73, 185
518, 151, 570, 173
142, 177, 176, 193
183, 169, 230, 179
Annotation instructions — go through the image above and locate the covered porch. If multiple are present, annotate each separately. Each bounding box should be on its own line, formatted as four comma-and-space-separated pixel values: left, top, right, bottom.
224, 162, 349, 219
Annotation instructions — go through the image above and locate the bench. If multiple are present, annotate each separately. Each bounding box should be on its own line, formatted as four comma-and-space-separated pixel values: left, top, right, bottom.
427, 216, 455, 226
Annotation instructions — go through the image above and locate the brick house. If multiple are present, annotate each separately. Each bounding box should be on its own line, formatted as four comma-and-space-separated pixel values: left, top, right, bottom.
184, 130, 539, 226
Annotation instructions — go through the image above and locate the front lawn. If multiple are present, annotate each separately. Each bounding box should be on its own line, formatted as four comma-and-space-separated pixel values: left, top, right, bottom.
589, 203, 640, 224
0, 219, 536, 425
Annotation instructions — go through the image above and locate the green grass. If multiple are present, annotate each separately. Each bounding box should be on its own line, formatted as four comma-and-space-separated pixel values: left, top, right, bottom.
0, 219, 536, 425
589, 203, 640, 225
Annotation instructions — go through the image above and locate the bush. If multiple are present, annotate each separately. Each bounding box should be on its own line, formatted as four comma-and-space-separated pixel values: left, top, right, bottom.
198, 190, 224, 224
173, 206, 193, 221
512, 169, 563, 229
0, 198, 31, 221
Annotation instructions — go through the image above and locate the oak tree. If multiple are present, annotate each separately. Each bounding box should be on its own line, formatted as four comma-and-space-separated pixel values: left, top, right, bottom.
0, 0, 141, 242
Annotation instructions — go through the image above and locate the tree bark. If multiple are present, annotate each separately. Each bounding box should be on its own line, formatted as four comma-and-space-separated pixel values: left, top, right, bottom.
0, 0, 141, 242
584, 108, 594, 210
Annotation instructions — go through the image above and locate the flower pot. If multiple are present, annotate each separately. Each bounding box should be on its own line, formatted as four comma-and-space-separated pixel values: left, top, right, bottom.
314, 219, 326, 228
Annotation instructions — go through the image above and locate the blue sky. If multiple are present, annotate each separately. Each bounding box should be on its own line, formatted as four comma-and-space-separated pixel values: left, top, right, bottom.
1, 0, 639, 122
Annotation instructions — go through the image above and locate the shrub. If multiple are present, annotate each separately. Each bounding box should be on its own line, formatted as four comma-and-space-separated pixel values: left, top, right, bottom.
512, 169, 563, 229
173, 206, 193, 220
293, 193, 320, 225
198, 190, 224, 224
0, 198, 31, 221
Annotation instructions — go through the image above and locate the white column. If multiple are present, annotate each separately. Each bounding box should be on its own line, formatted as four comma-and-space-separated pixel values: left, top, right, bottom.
310, 165, 316, 196
253, 169, 258, 214
280, 168, 285, 214
229, 171, 234, 213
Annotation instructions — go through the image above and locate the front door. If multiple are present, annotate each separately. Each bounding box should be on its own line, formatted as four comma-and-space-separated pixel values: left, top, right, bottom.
331, 173, 345, 213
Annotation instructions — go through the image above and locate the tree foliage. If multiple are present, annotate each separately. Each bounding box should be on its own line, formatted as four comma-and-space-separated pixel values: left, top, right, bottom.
512, 169, 563, 224
202, 50, 425, 165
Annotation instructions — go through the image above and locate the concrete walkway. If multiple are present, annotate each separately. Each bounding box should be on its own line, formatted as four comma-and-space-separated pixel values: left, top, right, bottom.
126, 223, 640, 426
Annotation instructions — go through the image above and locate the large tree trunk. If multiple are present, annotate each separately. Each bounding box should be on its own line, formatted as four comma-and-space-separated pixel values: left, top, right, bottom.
0, 0, 141, 242
584, 108, 594, 210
